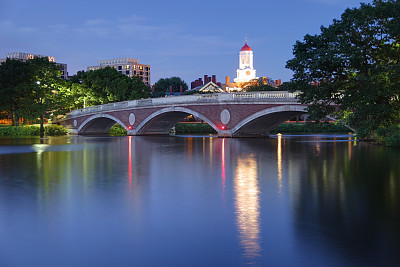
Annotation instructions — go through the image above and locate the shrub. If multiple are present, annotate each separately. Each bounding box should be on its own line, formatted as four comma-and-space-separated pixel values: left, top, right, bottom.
109, 124, 127, 135
45, 124, 68, 136
175, 123, 217, 134
0, 126, 40, 136
375, 125, 400, 147
270, 122, 352, 134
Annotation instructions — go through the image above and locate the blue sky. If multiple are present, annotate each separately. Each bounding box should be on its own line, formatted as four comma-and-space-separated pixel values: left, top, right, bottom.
0, 0, 372, 85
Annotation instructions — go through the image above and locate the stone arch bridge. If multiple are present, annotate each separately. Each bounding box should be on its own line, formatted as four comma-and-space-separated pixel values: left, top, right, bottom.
59, 91, 309, 137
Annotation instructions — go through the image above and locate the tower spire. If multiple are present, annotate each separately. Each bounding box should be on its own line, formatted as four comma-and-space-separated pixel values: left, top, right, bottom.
245, 34, 247, 43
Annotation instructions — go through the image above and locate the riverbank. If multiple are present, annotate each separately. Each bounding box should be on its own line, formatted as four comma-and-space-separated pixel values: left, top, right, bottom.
109, 122, 352, 136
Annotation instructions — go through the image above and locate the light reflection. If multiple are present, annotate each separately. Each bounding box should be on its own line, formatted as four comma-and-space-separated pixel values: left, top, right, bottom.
277, 134, 283, 193
187, 137, 193, 163
129, 136, 132, 192
348, 135, 352, 160
234, 156, 261, 260
221, 138, 226, 203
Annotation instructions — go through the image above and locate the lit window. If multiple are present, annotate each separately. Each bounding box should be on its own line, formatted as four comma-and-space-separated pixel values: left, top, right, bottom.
126, 65, 130, 69
139, 66, 143, 70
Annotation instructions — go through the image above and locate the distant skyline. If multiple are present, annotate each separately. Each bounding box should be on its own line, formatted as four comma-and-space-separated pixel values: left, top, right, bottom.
0, 0, 373, 84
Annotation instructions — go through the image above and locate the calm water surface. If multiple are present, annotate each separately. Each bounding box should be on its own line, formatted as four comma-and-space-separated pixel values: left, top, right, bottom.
0, 134, 399, 266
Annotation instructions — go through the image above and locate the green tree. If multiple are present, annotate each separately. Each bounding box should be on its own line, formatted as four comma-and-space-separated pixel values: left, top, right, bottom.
0, 59, 31, 126
68, 67, 150, 108
23, 57, 66, 137
286, 0, 400, 138
153, 77, 188, 97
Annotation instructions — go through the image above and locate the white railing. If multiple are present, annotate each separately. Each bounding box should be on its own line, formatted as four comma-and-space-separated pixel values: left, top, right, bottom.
69, 91, 300, 117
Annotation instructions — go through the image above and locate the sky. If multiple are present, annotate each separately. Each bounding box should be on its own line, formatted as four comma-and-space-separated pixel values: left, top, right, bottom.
0, 0, 373, 85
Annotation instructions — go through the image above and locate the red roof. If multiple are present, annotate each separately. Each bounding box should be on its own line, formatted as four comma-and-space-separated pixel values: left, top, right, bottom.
241, 43, 252, 51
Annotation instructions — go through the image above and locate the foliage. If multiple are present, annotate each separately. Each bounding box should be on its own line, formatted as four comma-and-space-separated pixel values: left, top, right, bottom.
109, 124, 127, 135
68, 67, 151, 109
44, 124, 68, 136
375, 125, 400, 146
0, 125, 68, 136
270, 122, 352, 134
0, 59, 33, 126
25, 57, 67, 137
183, 90, 218, 95
153, 77, 188, 97
174, 123, 217, 134
244, 79, 281, 92
0, 126, 40, 136
285, 0, 400, 139
0, 57, 67, 136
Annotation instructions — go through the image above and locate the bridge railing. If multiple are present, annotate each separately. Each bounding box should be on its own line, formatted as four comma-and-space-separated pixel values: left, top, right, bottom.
69, 91, 300, 117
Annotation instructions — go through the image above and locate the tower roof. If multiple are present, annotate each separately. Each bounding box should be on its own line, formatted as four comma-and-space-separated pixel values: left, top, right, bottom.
241, 43, 252, 51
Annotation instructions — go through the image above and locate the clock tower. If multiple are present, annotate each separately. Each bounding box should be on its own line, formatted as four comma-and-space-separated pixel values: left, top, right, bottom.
234, 42, 257, 83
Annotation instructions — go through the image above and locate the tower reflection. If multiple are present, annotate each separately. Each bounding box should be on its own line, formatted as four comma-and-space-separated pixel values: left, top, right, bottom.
234, 155, 261, 259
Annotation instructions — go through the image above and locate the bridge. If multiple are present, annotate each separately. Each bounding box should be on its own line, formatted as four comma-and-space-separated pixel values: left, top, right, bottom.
59, 91, 309, 137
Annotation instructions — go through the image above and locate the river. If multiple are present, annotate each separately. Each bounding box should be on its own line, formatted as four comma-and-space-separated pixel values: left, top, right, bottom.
0, 134, 399, 266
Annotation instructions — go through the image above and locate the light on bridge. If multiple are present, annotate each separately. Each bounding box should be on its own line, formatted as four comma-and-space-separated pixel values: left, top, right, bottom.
220, 125, 226, 130
127, 125, 132, 130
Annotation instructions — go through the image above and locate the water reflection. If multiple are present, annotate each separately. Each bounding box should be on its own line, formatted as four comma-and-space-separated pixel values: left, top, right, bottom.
0, 135, 399, 266
234, 155, 261, 260
277, 134, 282, 193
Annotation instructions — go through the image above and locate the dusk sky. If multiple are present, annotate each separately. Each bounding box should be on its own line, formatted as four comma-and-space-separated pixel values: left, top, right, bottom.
0, 0, 372, 84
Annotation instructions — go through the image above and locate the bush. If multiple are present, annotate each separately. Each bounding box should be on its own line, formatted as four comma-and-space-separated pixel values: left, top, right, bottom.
109, 124, 127, 135
270, 122, 352, 134
175, 123, 217, 134
45, 124, 68, 136
375, 125, 400, 147
0, 126, 40, 136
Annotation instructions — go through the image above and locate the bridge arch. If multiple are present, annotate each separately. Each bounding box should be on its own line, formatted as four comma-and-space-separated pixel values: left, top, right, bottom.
134, 107, 219, 135
77, 113, 127, 135
231, 105, 307, 137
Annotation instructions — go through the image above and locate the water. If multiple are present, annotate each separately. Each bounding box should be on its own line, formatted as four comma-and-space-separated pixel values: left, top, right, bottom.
0, 135, 399, 266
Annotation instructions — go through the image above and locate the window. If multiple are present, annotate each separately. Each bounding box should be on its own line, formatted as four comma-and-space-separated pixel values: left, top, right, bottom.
139, 66, 143, 70
126, 65, 130, 69
140, 71, 143, 75
118, 66, 122, 70
126, 70, 130, 75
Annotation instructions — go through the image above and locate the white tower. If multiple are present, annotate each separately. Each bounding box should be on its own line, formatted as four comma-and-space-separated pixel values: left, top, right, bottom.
234, 42, 257, 83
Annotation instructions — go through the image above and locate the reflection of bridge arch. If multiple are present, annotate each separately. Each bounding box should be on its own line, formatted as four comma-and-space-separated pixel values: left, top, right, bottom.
78, 114, 127, 135
231, 105, 307, 137
134, 107, 219, 135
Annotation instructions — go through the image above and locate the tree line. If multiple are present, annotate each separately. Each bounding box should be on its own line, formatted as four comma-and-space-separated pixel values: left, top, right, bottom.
0, 58, 152, 136
286, 0, 400, 141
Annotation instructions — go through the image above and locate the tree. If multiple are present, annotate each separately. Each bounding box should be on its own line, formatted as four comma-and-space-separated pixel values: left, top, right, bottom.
68, 67, 151, 108
0, 59, 32, 126
23, 57, 66, 137
286, 0, 400, 138
243, 79, 280, 92
153, 77, 188, 97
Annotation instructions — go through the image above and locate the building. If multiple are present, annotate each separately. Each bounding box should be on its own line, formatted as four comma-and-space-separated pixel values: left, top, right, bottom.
87, 57, 151, 86
190, 74, 222, 89
190, 81, 224, 93
223, 42, 281, 92
0, 52, 68, 79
